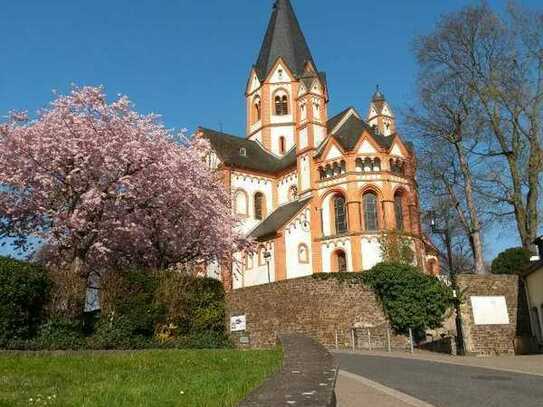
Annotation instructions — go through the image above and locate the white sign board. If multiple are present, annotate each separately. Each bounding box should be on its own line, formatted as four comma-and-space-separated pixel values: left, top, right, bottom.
230, 315, 246, 332
471, 296, 510, 325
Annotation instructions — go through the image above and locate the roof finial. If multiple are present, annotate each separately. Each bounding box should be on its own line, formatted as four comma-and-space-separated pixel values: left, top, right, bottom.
372, 85, 385, 102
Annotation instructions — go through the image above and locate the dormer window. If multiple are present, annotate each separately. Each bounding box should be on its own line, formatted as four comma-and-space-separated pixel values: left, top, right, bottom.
240, 147, 247, 157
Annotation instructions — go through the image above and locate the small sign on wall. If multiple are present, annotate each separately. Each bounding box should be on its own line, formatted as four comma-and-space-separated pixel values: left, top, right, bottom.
471, 296, 510, 325
230, 315, 247, 332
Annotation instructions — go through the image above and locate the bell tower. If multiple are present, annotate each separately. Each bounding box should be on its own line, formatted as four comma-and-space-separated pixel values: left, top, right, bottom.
367, 87, 396, 137
246, 0, 328, 158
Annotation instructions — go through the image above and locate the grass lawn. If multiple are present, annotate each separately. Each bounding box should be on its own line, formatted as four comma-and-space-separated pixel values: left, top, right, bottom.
0, 349, 282, 407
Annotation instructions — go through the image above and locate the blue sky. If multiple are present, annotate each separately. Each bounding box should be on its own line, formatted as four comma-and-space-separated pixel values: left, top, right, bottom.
1, 0, 537, 259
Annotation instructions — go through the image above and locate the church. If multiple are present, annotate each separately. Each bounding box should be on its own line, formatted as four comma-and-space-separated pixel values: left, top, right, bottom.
198, 0, 439, 289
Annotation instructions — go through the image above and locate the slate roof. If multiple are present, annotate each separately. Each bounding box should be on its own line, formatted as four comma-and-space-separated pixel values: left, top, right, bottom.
318, 107, 397, 156
255, 0, 317, 80
249, 198, 311, 240
200, 128, 296, 174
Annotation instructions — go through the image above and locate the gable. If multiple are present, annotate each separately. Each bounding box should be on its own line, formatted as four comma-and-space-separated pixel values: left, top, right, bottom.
268, 60, 294, 84
390, 142, 405, 158
358, 139, 378, 154
324, 144, 343, 161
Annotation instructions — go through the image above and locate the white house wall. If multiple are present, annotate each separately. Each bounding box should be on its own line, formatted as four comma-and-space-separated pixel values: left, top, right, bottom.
278, 172, 298, 205
234, 242, 276, 289
231, 172, 274, 235
284, 208, 313, 279
271, 126, 295, 156
361, 236, 382, 270
321, 238, 353, 273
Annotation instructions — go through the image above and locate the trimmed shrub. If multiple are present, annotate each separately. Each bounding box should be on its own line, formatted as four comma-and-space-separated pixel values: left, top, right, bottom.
88, 316, 151, 350
491, 247, 532, 275
362, 262, 454, 334
36, 318, 85, 350
0, 256, 50, 345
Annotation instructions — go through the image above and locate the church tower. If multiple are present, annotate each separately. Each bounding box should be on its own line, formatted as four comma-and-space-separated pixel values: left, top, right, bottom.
246, 0, 328, 163
367, 87, 396, 137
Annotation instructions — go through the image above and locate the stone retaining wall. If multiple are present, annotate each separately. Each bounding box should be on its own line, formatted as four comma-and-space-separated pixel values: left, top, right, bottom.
226, 276, 409, 349
457, 274, 522, 355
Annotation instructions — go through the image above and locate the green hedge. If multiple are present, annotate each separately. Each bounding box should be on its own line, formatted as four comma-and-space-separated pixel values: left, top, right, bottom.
0, 256, 50, 345
362, 263, 454, 334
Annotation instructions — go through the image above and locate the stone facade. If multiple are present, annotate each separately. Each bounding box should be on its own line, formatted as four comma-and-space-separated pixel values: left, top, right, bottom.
457, 274, 523, 356
226, 275, 409, 349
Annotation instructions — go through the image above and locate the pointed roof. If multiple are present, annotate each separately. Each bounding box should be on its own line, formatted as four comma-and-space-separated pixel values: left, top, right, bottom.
249, 198, 311, 240
255, 0, 316, 80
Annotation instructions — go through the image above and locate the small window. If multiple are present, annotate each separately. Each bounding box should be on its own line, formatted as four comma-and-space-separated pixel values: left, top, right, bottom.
298, 244, 309, 264
254, 192, 265, 220
234, 190, 248, 216
279, 136, 286, 154
274, 93, 289, 115
240, 148, 247, 157
334, 250, 347, 273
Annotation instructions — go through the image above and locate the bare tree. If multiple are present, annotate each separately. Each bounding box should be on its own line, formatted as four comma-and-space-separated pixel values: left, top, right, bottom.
407, 73, 488, 274
414, 2, 543, 251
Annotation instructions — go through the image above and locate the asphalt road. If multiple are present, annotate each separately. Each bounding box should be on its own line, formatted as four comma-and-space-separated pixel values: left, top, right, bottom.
336, 353, 543, 407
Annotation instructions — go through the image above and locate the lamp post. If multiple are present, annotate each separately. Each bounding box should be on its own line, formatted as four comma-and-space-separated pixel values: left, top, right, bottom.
264, 250, 272, 283
428, 211, 465, 356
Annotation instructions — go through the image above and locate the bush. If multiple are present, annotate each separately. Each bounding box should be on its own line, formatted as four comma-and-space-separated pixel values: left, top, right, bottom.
0, 256, 50, 345
88, 316, 151, 350
101, 269, 166, 337
157, 272, 227, 336
35, 318, 86, 350
491, 247, 532, 275
362, 262, 454, 334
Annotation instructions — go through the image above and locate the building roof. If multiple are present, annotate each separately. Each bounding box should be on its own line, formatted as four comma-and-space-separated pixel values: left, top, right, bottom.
200, 128, 296, 174
249, 198, 311, 240
255, 0, 317, 80
317, 107, 396, 157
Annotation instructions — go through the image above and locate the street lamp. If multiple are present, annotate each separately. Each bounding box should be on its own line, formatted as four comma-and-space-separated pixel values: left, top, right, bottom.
428, 210, 465, 356
264, 250, 272, 283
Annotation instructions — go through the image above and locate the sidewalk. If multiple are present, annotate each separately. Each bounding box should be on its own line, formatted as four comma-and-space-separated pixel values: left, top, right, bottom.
336, 370, 430, 407
334, 349, 543, 376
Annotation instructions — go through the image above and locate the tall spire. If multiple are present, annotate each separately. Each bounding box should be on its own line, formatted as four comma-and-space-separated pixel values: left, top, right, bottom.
255, 0, 316, 80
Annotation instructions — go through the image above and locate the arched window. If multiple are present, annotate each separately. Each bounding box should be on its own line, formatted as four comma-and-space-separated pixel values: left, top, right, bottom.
254, 192, 266, 220
298, 244, 309, 264
253, 96, 261, 123
325, 164, 333, 178
234, 190, 248, 216
319, 166, 326, 180
246, 254, 254, 270
333, 250, 347, 273
373, 158, 381, 172
274, 92, 289, 115
394, 191, 405, 231
364, 157, 373, 172
333, 162, 341, 176
363, 192, 379, 231
355, 158, 363, 172
334, 195, 348, 235
279, 136, 286, 154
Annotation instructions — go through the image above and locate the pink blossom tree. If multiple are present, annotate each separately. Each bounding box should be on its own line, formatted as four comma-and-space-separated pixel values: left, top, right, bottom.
0, 86, 249, 279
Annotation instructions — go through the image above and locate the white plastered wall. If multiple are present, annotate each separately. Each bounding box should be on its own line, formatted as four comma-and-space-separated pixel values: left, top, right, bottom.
234, 241, 276, 289
361, 236, 382, 270
284, 207, 313, 279
321, 238, 353, 273
271, 126, 295, 156
231, 172, 274, 235
278, 172, 298, 205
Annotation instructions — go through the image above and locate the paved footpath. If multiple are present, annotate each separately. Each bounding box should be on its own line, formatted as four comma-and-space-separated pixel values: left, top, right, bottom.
335, 351, 543, 407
